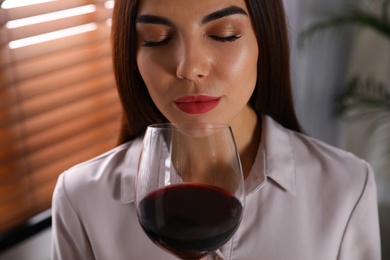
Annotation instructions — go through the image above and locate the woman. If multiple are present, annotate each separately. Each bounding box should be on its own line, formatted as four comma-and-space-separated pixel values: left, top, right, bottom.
51, 0, 381, 259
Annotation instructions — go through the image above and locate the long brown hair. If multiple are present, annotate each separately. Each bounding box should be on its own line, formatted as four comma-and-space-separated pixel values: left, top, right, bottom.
111, 0, 302, 144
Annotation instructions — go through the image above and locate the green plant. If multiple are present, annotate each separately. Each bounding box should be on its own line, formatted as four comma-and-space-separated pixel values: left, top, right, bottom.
335, 77, 390, 134
299, 0, 390, 157
299, 0, 390, 47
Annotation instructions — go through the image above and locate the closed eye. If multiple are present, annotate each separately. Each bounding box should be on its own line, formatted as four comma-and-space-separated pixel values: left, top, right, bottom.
210, 35, 241, 42
142, 37, 171, 47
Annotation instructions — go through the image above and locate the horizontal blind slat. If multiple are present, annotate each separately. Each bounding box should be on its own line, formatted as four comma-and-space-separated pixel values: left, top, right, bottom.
1, 69, 116, 127
0, 0, 117, 233
0, 101, 19, 125
2, 24, 111, 63
17, 57, 114, 100
30, 136, 118, 195
0, 176, 30, 203
0, 196, 32, 233
20, 74, 115, 119
0, 141, 25, 166
26, 103, 120, 152
23, 88, 119, 136
0, 136, 117, 232
2, 8, 112, 44
0, 47, 12, 68
27, 119, 119, 171
0, 112, 120, 181
0, 101, 120, 165
0, 65, 15, 88
1, 73, 116, 130
12, 39, 112, 82
0, 124, 22, 144
30, 181, 56, 214
1, 86, 119, 166
1, 0, 106, 21
0, 160, 26, 181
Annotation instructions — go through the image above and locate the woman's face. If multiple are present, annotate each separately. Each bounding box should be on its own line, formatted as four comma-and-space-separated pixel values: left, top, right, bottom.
136, 0, 259, 126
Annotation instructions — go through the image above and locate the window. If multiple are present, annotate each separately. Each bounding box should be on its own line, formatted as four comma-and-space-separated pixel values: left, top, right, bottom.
0, 0, 121, 233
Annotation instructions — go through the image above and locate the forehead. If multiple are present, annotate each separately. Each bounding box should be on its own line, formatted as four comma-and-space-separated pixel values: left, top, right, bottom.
137, 0, 249, 19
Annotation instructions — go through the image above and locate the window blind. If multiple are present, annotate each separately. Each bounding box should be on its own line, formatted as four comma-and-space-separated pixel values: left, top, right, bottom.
0, 0, 121, 233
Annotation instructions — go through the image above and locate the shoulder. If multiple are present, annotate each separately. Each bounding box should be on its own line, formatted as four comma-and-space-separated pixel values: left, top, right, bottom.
264, 115, 372, 196
53, 137, 143, 208
287, 128, 373, 199
290, 129, 370, 175
264, 115, 370, 176
62, 139, 138, 184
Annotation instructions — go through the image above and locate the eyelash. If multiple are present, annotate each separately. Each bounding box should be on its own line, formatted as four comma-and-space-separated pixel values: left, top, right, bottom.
142, 38, 171, 47
210, 35, 241, 42
142, 35, 241, 47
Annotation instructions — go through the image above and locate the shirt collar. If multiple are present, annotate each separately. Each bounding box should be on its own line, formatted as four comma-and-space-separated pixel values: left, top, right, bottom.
120, 136, 143, 204
120, 115, 297, 204
262, 115, 297, 196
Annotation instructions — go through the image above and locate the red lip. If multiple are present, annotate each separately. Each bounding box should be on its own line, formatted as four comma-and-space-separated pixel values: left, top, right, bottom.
174, 95, 221, 114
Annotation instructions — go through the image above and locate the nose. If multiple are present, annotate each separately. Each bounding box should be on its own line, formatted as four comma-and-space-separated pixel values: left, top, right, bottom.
175, 39, 211, 81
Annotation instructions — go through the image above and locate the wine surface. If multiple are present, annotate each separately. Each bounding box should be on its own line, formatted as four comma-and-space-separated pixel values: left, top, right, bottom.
138, 183, 243, 259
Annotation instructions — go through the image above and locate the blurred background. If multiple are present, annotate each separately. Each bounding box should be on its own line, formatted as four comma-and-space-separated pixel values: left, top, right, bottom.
0, 0, 388, 259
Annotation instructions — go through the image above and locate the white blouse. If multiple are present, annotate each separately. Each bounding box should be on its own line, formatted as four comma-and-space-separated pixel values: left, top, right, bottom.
51, 115, 381, 260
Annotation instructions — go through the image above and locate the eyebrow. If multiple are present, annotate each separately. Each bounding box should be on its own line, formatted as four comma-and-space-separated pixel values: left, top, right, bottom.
136, 6, 247, 27
135, 15, 173, 26
201, 6, 248, 25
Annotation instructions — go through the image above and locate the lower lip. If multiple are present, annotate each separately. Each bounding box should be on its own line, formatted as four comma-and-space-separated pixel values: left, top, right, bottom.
174, 98, 221, 114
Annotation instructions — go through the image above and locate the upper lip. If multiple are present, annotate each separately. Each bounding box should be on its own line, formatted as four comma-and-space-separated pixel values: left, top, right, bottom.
174, 95, 220, 103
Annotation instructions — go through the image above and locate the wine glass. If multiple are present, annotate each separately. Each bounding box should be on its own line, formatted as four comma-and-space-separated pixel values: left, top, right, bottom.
136, 123, 245, 260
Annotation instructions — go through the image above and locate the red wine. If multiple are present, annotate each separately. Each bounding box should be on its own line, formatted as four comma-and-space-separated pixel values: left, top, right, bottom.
138, 183, 243, 259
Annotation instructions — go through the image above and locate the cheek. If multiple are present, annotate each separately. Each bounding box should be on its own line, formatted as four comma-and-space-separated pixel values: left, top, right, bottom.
137, 52, 168, 95
237, 37, 258, 73
223, 42, 258, 93
136, 54, 164, 111
137, 53, 156, 88
136, 51, 176, 119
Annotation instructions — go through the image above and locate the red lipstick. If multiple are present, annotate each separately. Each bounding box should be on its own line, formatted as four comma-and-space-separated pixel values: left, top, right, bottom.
174, 95, 221, 114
